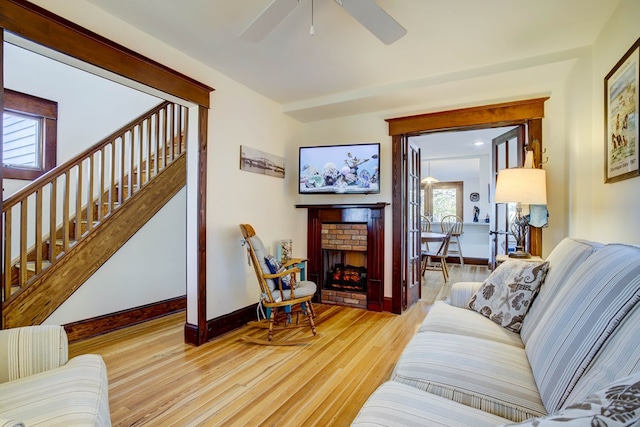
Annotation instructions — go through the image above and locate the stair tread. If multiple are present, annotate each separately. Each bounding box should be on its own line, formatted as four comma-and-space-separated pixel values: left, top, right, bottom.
16, 260, 52, 272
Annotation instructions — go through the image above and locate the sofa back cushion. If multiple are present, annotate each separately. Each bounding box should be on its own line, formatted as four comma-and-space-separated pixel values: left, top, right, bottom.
564, 300, 640, 407
525, 243, 640, 413
520, 238, 602, 344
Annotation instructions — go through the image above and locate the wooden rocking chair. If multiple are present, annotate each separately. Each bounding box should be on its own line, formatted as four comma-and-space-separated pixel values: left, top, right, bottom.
239, 224, 318, 345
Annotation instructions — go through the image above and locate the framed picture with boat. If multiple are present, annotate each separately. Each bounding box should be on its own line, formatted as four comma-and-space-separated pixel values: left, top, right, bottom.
240, 145, 285, 178
604, 37, 639, 183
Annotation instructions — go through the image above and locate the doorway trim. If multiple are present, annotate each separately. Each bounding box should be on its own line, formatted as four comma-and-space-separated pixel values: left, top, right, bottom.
0, 0, 213, 344
387, 97, 549, 314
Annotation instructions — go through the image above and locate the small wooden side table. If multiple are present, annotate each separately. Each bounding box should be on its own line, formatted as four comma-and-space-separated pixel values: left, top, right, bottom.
496, 254, 544, 266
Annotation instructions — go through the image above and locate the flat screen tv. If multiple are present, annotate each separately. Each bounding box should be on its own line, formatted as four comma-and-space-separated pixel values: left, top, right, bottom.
299, 143, 380, 194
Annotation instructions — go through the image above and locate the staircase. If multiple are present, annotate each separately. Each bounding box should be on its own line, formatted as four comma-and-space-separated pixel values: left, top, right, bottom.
2, 101, 188, 328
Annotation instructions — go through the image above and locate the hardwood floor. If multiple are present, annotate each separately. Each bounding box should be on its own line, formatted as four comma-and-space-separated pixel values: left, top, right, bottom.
69, 266, 490, 426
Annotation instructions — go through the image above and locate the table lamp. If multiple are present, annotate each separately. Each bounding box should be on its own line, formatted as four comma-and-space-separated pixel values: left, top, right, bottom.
494, 166, 547, 258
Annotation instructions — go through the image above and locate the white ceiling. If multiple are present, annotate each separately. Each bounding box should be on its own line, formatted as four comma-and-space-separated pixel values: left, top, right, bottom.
82, 0, 620, 122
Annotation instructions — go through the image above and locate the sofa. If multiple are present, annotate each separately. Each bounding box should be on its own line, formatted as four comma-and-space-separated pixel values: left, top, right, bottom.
352, 237, 640, 426
0, 325, 111, 426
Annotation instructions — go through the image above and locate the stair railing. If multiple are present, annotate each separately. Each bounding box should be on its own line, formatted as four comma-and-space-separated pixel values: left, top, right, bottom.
2, 101, 187, 302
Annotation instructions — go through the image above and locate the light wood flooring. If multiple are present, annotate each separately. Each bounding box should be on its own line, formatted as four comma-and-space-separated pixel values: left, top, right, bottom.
69, 264, 490, 427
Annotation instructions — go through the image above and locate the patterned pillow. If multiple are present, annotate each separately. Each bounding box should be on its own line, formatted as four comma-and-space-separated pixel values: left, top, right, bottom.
499, 372, 640, 426
264, 254, 293, 290
468, 260, 549, 332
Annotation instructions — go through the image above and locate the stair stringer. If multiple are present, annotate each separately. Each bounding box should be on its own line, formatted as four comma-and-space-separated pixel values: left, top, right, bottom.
2, 154, 186, 328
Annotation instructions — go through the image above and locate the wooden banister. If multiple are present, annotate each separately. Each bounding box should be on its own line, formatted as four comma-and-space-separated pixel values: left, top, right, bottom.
2, 101, 188, 304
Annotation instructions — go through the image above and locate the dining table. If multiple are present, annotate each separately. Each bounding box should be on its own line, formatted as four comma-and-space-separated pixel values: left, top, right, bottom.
421, 231, 447, 244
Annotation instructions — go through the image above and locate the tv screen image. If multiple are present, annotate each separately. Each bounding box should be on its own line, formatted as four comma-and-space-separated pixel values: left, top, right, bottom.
299, 143, 380, 194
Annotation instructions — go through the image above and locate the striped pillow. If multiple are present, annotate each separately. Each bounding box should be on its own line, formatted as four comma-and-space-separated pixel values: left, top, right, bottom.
525, 244, 640, 413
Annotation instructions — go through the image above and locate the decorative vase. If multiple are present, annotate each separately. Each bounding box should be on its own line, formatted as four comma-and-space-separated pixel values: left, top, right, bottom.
280, 239, 293, 263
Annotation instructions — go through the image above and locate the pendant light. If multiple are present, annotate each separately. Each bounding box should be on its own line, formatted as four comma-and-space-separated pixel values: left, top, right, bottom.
422, 161, 439, 184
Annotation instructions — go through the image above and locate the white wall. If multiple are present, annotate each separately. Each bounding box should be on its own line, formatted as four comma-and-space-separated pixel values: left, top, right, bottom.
45, 189, 187, 324
565, 0, 640, 244
2, 42, 161, 197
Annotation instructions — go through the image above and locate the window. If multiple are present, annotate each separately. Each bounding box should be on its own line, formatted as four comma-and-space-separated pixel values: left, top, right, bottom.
3, 89, 57, 180
422, 181, 463, 222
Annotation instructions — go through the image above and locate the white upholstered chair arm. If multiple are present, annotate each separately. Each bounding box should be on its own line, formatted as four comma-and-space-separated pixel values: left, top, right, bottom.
0, 325, 69, 383
449, 282, 483, 307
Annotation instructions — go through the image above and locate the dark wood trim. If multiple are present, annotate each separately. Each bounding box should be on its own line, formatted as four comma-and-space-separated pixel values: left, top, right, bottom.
184, 322, 199, 345
391, 135, 403, 314
3, 88, 58, 180
527, 119, 544, 257
389, 98, 548, 313
64, 296, 186, 342
386, 98, 549, 136
206, 303, 257, 341
0, 30, 4, 327
383, 297, 393, 312
3, 155, 187, 327
195, 106, 209, 346
0, 0, 213, 107
295, 203, 389, 209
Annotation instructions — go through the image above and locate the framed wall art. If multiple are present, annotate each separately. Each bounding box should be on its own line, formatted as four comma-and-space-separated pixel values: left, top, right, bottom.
604, 37, 639, 183
239, 145, 285, 178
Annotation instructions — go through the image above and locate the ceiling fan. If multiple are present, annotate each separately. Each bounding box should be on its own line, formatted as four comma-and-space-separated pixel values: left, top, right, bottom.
240, 0, 407, 45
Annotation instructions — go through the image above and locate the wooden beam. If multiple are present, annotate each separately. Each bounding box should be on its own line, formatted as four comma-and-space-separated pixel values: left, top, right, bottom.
386, 98, 549, 136
0, 0, 213, 107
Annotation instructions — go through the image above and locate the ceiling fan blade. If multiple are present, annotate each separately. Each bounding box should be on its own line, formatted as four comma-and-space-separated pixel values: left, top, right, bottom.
240, 0, 300, 42
337, 0, 407, 45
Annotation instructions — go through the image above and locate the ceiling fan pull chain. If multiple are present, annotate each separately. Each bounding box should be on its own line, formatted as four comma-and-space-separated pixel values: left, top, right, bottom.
310, 0, 315, 36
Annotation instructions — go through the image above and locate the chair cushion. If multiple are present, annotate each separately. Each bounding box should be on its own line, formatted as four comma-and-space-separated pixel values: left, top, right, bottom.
264, 254, 293, 290
351, 381, 512, 427
525, 243, 640, 413
391, 332, 546, 422
468, 260, 549, 333
266, 280, 316, 303
418, 302, 524, 348
248, 235, 276, 291
499, 372, 640, 427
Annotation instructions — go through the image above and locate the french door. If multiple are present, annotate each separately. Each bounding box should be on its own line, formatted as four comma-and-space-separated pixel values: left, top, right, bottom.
405, 138, 421, 309
490, 126, 525, 269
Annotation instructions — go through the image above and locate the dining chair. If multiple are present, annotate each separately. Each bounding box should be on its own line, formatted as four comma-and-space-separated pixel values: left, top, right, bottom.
421, 228, 453, 281
440, 215, 464, 266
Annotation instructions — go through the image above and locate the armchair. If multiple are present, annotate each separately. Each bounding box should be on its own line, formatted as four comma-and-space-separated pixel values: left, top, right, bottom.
239, 224, 318, 345
0, 325, 111, 426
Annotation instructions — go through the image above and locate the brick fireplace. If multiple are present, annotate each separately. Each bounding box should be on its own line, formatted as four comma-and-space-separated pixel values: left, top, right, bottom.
322, 223, 368, 309
296, 203, 387, 311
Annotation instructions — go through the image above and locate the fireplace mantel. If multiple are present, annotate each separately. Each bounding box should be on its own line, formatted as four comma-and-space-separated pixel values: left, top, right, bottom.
295, 203, 389, 209
296, 203, 388, 311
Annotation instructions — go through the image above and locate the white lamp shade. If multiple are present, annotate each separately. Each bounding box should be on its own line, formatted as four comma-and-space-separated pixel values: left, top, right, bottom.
494, 168, 547, 205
